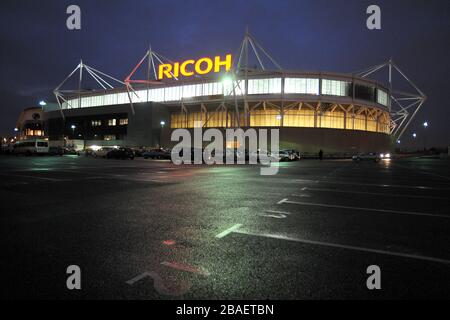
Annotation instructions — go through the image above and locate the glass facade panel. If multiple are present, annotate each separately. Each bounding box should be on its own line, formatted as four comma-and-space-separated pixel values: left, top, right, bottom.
283, 109, 315, 127
148, 88, 165, 102
319, 111, 345, 129
322, 79, 350, 96
353, 114, 366, 131
284, 78, 319, 95
377, 89, 388, 106
248, 78, 282, 95
250, 110, 281, 127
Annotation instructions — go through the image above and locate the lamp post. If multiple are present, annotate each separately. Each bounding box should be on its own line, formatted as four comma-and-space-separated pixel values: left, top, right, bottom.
423, 122, 428, 152
159, 121, 166, 148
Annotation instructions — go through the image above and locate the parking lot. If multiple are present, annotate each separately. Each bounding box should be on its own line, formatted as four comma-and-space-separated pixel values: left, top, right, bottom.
1, 155, 449, 299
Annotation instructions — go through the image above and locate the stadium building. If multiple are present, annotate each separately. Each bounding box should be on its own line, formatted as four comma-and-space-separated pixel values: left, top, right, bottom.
42, 32, 426, 153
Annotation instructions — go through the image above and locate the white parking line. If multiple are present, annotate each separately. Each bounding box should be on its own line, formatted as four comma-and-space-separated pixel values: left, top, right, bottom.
233, 230, 450, 265
215, 224, 243, 238
277, 199, 450, 219
293, 179, 448, 191
264, 210, 293, 215
294, 187, 450, 201
161, 261, 210, 276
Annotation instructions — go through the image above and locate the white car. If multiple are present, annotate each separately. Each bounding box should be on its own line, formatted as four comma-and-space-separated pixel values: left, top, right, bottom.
269, 151, 292, 162
94, 147, 115, 158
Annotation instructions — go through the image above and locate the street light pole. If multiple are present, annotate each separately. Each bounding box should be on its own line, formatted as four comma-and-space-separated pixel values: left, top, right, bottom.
423, 122, 428, 152
159, 121, 166, 148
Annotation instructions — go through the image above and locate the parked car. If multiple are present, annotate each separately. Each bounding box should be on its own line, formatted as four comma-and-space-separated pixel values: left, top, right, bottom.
143, 148, 171, 159
352, 152, 390, 162
270, 150, 292, 162
63, 147, 81, 156
93, 147, 115, 158
49, 146, 64, 156
280, 149, 301, 160
106, 147, 135, 160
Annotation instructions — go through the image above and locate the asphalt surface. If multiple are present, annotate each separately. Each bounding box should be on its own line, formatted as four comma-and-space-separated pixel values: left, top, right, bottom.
0, 154, 449, 299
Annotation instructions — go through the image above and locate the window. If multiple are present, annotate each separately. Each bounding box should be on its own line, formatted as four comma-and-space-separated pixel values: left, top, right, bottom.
108, 119, 116, 126
322, 79, 350, 96
377, 89, 388, 106
250, 110, 281, 127
148, 88, 165, 102
119, 118, 128, 125
248, 78, 282, 95
104, 135, 116, 141
203, 82, 223, 96
354, 84, 375, 101
283, 109, 315, 127
91, 120, 102, 127
284, 78, 319, 95
165, 86, 182, 101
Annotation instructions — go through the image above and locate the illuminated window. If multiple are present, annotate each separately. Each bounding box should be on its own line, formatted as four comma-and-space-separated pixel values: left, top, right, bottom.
283, 109, 315, 127
319, 111, 345, 129
203, 82, 223, 96
367, 113, 378, 132
171, 113, 187, 129
250, 110, 281, 127
108, 119, 116, 126
205, 111, 229, 128
149, 88, 165, 102
223, 80, 246, 96
119, 118, 128, 125
284, 78, 319, 95
91, 120, 102, 127
322, 79, 350, 96
117, 92, 129, 104
353, 114, 366, 131
187, 112, 207, 128
248, 78, 282, 95
377, 89, 388, 106
165, 86, 182, 101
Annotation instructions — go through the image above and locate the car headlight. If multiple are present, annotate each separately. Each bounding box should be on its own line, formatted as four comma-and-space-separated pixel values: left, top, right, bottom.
385, 153, 391, 158
380, 153, 384, 158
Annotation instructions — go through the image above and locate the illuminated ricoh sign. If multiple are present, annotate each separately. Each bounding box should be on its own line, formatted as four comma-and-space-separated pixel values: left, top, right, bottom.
158, 54, 232, 80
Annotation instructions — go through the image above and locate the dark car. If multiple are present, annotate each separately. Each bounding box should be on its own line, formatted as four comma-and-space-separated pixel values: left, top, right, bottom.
143, 148, 171, 159
49, 146, 64, 156
107, 147, 135, 160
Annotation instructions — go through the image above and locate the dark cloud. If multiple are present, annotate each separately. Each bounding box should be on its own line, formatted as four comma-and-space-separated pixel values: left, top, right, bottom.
0, 0, 449, 146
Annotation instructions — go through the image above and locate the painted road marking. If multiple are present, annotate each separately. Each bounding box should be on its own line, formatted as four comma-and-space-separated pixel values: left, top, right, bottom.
265, 210, 293, 215
161, 261, 210, 276
277, 198, 289, 204
293, 179, 449, 191
277, 199, 450, 219
233, 230, 450, 265
0, 173, 66, 182
215, 224, 243, 238
126, 271, 190, 296
295, 187, 450, 201
291, 193, 311, 198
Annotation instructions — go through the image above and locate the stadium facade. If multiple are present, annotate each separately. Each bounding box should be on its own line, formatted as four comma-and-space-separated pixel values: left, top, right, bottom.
41, 32, 426, 153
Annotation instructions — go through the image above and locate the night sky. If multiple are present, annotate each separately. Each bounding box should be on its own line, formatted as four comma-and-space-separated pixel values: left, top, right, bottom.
0, 0, 449, 147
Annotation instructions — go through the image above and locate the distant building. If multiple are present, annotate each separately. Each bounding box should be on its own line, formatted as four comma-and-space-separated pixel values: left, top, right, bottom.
15, 107, 45, 140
